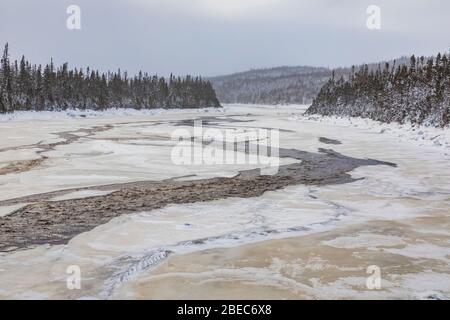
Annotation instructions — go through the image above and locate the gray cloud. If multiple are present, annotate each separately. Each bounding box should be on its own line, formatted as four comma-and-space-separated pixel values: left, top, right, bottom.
0, 0, 449, 76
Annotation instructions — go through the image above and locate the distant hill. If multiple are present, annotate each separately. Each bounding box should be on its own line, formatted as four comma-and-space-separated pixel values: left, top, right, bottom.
209, 66, 331, 105
209, 58, 410, 105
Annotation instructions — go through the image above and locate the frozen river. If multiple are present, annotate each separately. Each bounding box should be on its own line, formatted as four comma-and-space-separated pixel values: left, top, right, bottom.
0, 105, 449, 299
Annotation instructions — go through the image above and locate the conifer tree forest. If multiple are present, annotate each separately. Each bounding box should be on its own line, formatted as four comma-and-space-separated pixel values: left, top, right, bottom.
306, 53, 450, 127
0, 44, 221, 113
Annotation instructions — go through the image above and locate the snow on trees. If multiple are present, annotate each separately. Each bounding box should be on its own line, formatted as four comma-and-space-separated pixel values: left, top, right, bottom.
0, 43, 221, 113
306, 52, 450, 128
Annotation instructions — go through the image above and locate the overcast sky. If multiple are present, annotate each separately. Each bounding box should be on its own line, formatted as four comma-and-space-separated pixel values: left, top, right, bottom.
0, 0, 449, 76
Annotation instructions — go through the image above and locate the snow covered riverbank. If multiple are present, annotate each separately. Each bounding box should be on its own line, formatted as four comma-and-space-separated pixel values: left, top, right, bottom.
0, 107, 223, 122
297, 113, 450, 152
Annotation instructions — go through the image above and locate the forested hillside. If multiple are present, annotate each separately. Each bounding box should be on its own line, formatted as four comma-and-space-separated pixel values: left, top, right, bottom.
0, 44, 220, 112
306, 53, 450, 127
209, 66, 334, 105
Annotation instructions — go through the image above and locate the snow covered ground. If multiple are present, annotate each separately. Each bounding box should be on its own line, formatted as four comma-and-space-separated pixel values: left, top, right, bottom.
293, 105, 450, 153
0, 104, 449, 299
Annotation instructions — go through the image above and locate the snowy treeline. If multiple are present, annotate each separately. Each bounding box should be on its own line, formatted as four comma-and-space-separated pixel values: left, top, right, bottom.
306, 53, 450, 127
0, 43, 220, 113
210, 66, 334, 105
